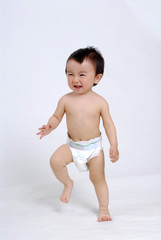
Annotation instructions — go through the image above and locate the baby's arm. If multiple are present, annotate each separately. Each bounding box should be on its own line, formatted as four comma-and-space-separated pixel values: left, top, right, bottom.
37, 97, 65, 139
100, 99, 119, 162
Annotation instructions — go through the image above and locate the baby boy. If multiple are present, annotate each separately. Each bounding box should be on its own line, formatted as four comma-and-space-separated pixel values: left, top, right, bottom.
37, 47, 119, 222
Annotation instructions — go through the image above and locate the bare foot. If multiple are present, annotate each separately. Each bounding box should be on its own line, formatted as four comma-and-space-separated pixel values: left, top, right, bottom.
98, 207, 112, 222
60, 180, 74, 204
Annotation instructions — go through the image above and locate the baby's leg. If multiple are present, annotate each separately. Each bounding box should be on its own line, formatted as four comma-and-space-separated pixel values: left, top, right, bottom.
88, 150, 112, 222
50, 144, 73, 203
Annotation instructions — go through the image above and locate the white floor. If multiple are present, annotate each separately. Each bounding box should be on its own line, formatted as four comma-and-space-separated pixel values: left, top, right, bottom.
1, 174, 161, 240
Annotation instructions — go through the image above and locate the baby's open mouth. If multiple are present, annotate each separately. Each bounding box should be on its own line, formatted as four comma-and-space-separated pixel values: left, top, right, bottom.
74, 85, 82, 89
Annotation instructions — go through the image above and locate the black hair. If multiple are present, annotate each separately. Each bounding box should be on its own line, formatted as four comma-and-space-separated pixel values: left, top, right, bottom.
65, 46, 104, 86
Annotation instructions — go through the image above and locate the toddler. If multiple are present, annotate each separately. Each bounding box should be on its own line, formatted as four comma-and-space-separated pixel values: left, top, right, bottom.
37, 47, 119, 222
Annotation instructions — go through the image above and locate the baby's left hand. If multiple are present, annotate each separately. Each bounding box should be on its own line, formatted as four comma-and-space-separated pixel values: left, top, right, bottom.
109, 145, 119, 163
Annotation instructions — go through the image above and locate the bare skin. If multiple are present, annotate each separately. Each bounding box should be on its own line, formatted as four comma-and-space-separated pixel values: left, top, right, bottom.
50, 144, 74, 204
37, 59, 119, 222
88, 150, 112, 222
60, 179, 74, 204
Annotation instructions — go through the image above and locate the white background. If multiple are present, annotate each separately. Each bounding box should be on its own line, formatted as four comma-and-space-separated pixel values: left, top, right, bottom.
1, 1, 161, 240
1, 0, 161, 187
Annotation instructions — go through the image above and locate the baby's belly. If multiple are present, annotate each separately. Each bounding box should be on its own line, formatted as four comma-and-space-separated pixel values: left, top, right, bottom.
67, 121, 101, 142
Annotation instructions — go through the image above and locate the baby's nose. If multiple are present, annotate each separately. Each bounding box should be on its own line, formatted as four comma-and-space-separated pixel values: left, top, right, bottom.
73, 76, 79, 83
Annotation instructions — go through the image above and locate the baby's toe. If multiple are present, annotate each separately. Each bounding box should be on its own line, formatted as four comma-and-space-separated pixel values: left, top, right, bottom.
98, 217, 102, 222
103, 216, 107, 221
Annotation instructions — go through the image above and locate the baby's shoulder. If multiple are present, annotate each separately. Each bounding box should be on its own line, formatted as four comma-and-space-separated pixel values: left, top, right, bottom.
92, 92, 109, 105
58, 92, 74, 105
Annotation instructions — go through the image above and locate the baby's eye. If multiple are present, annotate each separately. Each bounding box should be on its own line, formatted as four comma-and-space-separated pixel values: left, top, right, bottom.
80, 74, 85, 77
68, 73, 73, 76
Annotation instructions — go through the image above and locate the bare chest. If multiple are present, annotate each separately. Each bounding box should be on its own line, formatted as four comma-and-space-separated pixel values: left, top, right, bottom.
65, 101, 100, 119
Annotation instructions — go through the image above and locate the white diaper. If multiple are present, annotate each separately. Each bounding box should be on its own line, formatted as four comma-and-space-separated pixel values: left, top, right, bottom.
67, 135, 103, 172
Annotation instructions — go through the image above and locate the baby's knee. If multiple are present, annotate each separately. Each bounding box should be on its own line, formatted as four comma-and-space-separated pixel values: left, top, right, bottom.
50, 154, 62, 170
50, 154, 65, 170
89, 172, 105, 185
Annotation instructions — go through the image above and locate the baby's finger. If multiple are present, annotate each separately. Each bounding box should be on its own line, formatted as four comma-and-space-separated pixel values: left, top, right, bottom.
109, 149, 113, 155
38, 127, 45, 131
37, 130, 45, 135
40, 133, 47, 139
40, 135, 44, 139
111, 155, 118, 162
37, 130, 46, 136
39, 125, 47, 130
110, 151, 115, 159
111, 155, 117, 162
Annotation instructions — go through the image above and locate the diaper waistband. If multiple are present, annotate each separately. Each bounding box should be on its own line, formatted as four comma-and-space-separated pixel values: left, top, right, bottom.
67, 134, 102, 151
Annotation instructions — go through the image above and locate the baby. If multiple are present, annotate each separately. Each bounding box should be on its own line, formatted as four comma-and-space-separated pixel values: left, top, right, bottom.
37, 47, 119, 222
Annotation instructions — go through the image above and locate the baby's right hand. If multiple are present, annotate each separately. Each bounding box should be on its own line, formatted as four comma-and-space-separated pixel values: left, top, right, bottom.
36, 124, 53, 139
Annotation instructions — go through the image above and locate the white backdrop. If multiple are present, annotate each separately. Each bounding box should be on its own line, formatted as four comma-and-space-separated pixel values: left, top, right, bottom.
1, 0, 161, 187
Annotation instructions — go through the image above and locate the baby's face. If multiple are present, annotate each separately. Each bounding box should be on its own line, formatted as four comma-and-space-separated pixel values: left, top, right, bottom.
66, 59, 102, 95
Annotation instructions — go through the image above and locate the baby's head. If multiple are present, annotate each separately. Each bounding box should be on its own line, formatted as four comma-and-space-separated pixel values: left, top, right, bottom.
65, 47, 104, 86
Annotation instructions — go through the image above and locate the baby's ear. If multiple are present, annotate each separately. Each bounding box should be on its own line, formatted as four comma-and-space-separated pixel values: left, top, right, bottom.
94, 74, 102, 85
